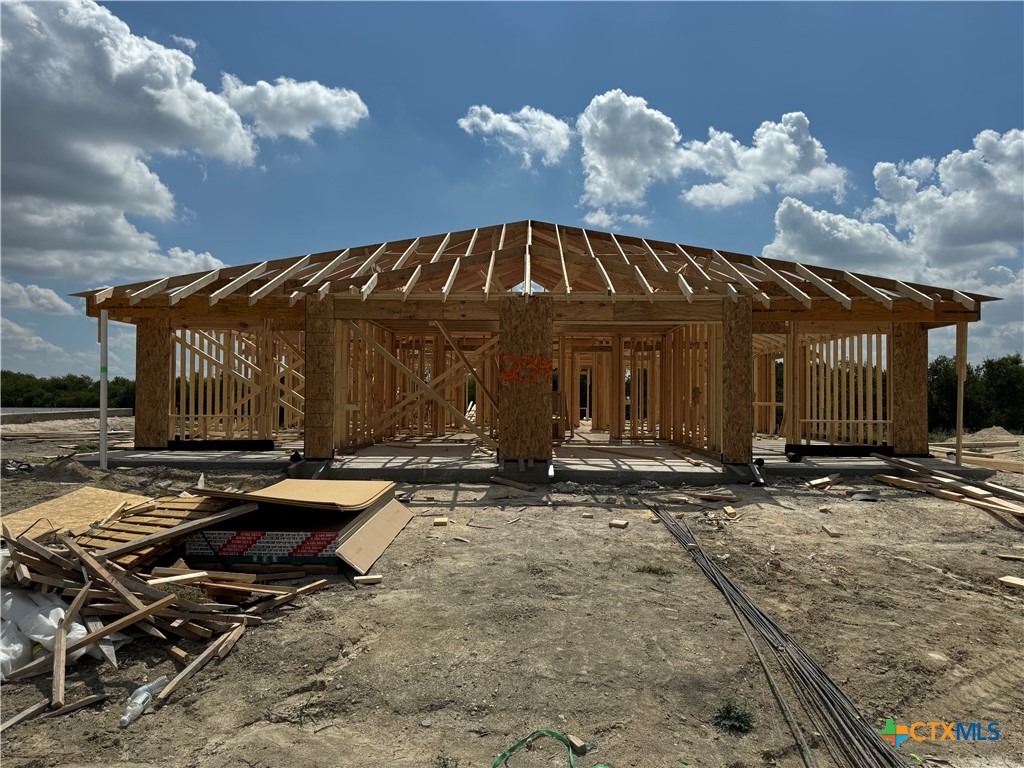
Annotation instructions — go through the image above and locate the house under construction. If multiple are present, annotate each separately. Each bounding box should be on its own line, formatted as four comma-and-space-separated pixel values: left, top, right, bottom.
76, 220, 993, 466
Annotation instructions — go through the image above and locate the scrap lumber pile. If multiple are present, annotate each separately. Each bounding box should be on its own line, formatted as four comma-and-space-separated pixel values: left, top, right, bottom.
0, 492, 339, 730
0, 477, 414, 730
872, 454, 1024, 522
928, 439, 1023, 474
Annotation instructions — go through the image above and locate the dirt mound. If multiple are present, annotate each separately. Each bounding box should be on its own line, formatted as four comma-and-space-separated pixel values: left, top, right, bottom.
29, 457, 107, 484
964, 426, 1019, 442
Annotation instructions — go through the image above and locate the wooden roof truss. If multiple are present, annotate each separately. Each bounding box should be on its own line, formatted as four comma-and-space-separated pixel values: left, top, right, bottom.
77, 219, 993, 322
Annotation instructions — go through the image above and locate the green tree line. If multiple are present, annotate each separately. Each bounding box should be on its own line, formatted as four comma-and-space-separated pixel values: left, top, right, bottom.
4, 353, 1022, 431
0, 371, 136, 409
928, 353, 1024, 432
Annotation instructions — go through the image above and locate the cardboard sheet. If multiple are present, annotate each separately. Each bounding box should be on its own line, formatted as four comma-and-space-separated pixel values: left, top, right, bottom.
335, 498, 413, 574
193, 479, 395, 512
1, 487, 150, 539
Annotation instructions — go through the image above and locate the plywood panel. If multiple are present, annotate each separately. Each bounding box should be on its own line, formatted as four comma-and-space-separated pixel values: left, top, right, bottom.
2, 488, 150, 539
135, 318, 171, 448
304, 297, 336, 458
498, 296, 553, 460
892, 322, 929, 454
720, 294, 753, 462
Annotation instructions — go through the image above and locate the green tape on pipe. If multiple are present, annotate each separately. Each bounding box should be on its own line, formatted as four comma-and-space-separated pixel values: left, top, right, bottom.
491, 729, 609, 768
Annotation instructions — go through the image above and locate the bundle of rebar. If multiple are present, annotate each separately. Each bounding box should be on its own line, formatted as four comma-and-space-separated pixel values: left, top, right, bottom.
649, 504, 910, 768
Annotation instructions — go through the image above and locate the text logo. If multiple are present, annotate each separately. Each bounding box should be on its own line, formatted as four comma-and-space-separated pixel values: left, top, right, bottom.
879, 718, 1001, 748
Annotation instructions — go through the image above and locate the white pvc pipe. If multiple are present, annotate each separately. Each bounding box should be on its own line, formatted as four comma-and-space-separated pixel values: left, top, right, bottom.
99, 309, 108, 470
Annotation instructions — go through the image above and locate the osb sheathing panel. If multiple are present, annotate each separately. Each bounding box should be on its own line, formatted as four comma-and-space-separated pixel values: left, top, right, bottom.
303, 297, 335, 458
2, 487, 150, 539
891, 322, 929, 454
721, 297, 754, 463
135, 317, 171, 448
498, 296, 553, 460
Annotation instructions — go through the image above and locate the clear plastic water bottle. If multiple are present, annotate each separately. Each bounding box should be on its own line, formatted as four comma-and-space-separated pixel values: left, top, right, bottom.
119, 675, 169, 727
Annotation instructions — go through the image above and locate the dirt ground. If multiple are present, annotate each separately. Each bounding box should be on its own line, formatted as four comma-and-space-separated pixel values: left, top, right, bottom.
1, 429, 1022, 767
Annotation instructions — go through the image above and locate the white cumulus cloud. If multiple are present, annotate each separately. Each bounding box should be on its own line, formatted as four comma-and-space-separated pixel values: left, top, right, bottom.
458, 105, 573, 168
763, 197, 915, 276
0, 0, 368, 285
221, 74, 368, 141
1, 277, 80, 316
171, 34, 197, 52
577, 89, 686, 211
764, 129, 1024, 361
864, 129, 1023, 268
680, 112, 847, 208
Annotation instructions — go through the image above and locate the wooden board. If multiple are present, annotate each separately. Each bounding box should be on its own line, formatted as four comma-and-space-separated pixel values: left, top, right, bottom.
335, 498, 413, 574
1, 488, 149, 539
498, 295, 554, 460
192, 479, 395, 511
75, 495, 235, 568
956, 455, 1024, 474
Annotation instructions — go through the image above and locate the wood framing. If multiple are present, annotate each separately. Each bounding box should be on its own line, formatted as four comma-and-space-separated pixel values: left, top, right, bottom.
77, 219, 994, 460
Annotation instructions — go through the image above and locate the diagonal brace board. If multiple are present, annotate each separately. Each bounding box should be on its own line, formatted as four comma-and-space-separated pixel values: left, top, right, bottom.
343, 321, 498, 449
433, 321, 499, 409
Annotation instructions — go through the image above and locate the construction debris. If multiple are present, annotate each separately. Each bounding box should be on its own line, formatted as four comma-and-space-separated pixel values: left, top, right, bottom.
696, 487, 739, 502
433, 517, 449, 527
807, 473, 841, 490
0, 477, 425, 727
821, 525, 842, 538
997, 576, 1024, 591
872, 454, 1024, 522
608, 519, 629, 529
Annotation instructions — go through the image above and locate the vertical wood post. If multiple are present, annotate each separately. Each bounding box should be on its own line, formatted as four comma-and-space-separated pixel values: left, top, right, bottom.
891, 322, 929, 455
721, 297, 753, 463
134, 318, 171, 449
783, 321, 802, 444
955, 322, 968, 465
611, 335, 624, 440
498, 296, 553, 461
303, 296, 335, 459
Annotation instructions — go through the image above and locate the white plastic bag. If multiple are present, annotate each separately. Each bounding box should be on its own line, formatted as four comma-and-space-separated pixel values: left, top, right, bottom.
0, 616, 33, 680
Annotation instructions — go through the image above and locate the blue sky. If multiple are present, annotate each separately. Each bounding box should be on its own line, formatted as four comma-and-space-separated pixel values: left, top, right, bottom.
2, 1, 1022, 377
